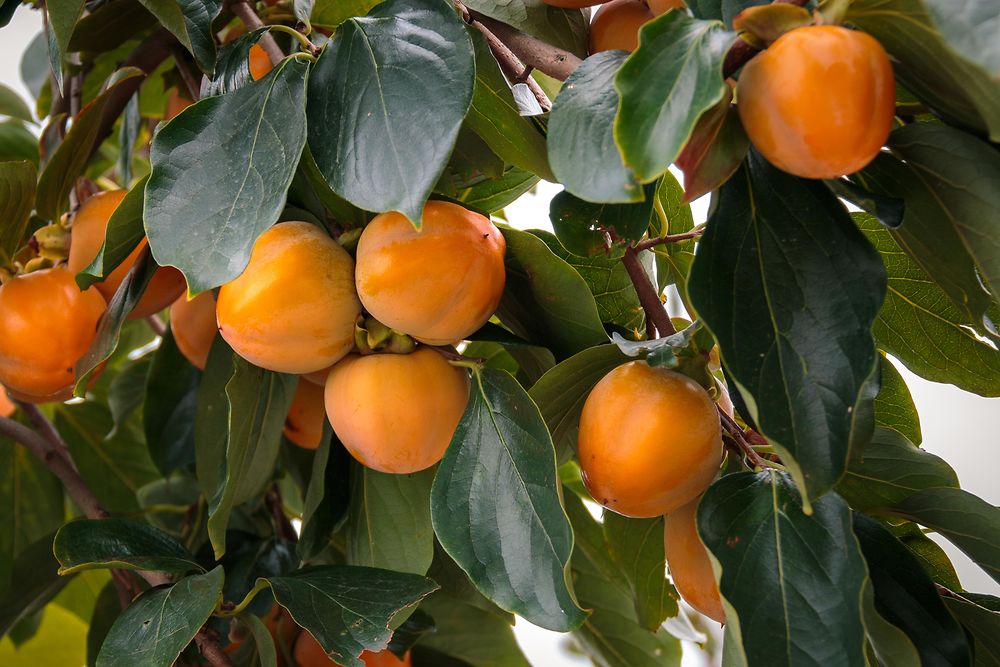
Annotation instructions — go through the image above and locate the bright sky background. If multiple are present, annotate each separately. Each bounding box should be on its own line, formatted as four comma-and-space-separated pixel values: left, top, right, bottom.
1, 6, 997, 666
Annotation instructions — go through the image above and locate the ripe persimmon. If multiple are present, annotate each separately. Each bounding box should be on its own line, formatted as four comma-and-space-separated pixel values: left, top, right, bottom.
227, 603, 299, 664
303, 366, 332, 386
284, 378, 326, 449
0, 386, 15, 417
589, 0, 654, 54
216, 222, 361, 374
664, 498, 725, 623
293, 632, 411, 666
577, 362, 723, 517
67, 190, 186, 319
355, 201, 506, 346
0, 267, 107, 402
164, 89, 193, 121
648, 0, 685, 14
324, 347, 469, 474
225, 25, 274, 81
170, 291, 217, 370
736, 25, 894, 178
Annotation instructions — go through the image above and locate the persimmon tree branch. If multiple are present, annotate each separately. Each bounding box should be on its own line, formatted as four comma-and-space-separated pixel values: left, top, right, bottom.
229, 1, 286, 67
169, 44, 202, 101
632, 229, 704, 251
621, 245, 676, 338
0, 413, 235, 667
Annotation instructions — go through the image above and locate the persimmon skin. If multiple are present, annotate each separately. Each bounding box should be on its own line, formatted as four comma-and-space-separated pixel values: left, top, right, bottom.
170, 291, 217, 371
324, 347, 470, 474
67, 190, 186, 319
293, 631, 412, 666
736, 26, 895, 179
589, 0, 654, 54
249, 44, 272, 81
303, 366, 332, 386
0, 267, 107, 402
284, 378, 326, 449
355, 201, 506, 346
164, 89, 193, 121
0, 386, 15, 417
216, 221, 361, 375
664, 498, 726, 623
228, 604, 299, 665
578, 362, 723, 518
648, 0, 685, 14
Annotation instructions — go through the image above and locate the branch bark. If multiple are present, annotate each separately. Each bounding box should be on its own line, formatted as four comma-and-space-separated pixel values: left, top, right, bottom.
230, 1, 286, 67
621, 246, 676, 339
463, 8, 582, 81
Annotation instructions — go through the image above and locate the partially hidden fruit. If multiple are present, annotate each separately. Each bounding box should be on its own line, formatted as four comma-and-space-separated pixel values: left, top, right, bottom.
284, 378, 326, 449
589, 0, 654, 54
736, 25, 894, 178
355, 200, 506, 346
0, 267, 107, 402
664, 498, 725, 623
227, 603, 299, 664
303, 366, 332, 386
325, 347, 470, 474
164, 89, 193, 121
578, 362, 723, 517
170, 291, 217, 370
0, 386, 15, 417
648, 0, 685, 14
293, 631, 411, 666
217, 221, 361, 374
67, 189, 186, 319
225, 25, 274, 81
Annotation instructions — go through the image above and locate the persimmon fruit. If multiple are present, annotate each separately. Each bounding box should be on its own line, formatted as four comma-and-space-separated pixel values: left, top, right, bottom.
577, 362, 723, 518
355, 200, 506, 346
293, 632, 411, 666
227, 603, 299, 664
170, 291, 217, 371
67, 189, 186, 319
0, 386, 15, 417
589, 0, 654, 54
664, 498, 725, 623
284, 378, 326, 449
324, 347, 470, 474
0, 267, 107, 402
216, 221, 361, 375
164, 89, 193, 120
736, 25, 895, 179
647, 0, 685, 14
225, 25, 274, 81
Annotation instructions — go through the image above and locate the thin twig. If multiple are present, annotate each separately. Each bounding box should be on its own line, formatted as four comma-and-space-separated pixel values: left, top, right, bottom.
461, 5, 582, 81
146, 314, 166, 337
230, 1, 285, 67
632, 229, 704, 252
169, 43, 202, 101
719, 409, 768, 470
621, 246, 675, 339
265, 486, 297, 542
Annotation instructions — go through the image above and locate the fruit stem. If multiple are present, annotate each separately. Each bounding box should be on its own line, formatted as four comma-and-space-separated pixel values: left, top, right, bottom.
428, 345, 486, 370
216, 580, 270, 618
268, 24, 321, 57
723, 0, 811, 78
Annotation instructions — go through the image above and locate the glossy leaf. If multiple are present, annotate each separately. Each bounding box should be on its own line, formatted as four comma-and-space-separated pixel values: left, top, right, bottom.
888, 521, 962, 592
418, 595, 530, 667
528, 345, 628, 461
0, 160, 36, 266
431, 369, 586, 632
345, 465, 435, 576
453, 166, 540, 214
53, 518, 202, 576
462, 0, 588, 57
146, 58, 308, 294
496, 226, 607, 359
298, 434, 351, 561
855, 213, 1000, 397
266, 566, 438, 667
244, 612, 279, 667
35, 68, 144, 221
602, 512, 677, 631
201, 29, 266, 98
306, 0, 475, 225
0, 84, 32, 123
614, 11, 733, 182
888, 487, 1000, 586
144, 327, 200, 477
549, 51, 641, 203
874, 356, 922, 445
944, 597, 1000, 667
648, 171, 696, 295
206, 358, 297, 559
0, 534, 71, 636
689, 154, 886, 504
837, 428, 957, 512
136, 0, 222, 73
699, 471, 867, 667
853, 513, 970, 666
68, 0, 157, 53
549, 184, 655, 257
76, 175, 146, 290
0, 121, 38, 164
46, 0, 86, 63
194, 336, 236, 499
310, 0, 380, 29
96, 567, 224, 667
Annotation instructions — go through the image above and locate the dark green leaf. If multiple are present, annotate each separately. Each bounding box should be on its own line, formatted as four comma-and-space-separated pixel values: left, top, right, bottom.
888, 487, 1000, 586
146, 58, 308, 294
0, 121, 38, 164
687, 0, 767, 25
87, 583, 122, 666
206, 358, 297, 559
861, 580, 921, 667
0, 160, 36, 267
824, 176, 904, 230
418, 594, 530, 667
306, 0, 475, 224
874, 355, 922, 445
496, 226, 607, 359
887, 521, 962, 591
144, 327, 199, 477
195, 336, 236, 499
602, 512, 677, 631
837, 428, 957, 512
549, 51, 641, 203
219, 536, 297, 618
944, 597, 1000, 667
35, 68, 144, 221
136, 0, 222, 73
855, 212, 1000, 397
463, 0, 588, 57
201, 29, 266, 98
466, 31, 553, 182
53, 518, 202, 576
47, 0, 87, 62
117, 93, 139, 184
699, 471, 867, 667
528, 345, 628, 461
648, 171, 696, 295
346, 465, 434, 575
431, 369, 586, 632
68, 0, 157, 53
309, 0, 380, 29
0, 533, 70, 636
265, 566, 438, 667
244, 611, 278, 667
96, 567, 224, 667
298, 433, 351, 561
549, 184, 655, 256
689, 154, 886, 504
0, 84, 32, 123
614, 11, 733, 182
853, 513, 970, 666
106, 356, 150, 439
454, 167, 540, 214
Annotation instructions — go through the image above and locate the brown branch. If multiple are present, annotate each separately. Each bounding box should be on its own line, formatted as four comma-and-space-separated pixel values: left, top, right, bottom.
230, 1, 286, 67
14, 401, 75, 467
169, 44, 202, 101
621, 245, 676, 339
463, 7, 582, 81
633, 229, 704, 252
0, 413, 234, 667
456, 2, 552, 112
722, 0, 810, 78
719, 409, 768, 470
265, 486, 297, 542
146, 314, 167, 337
